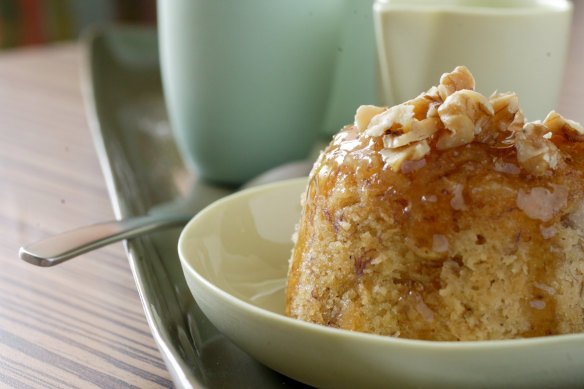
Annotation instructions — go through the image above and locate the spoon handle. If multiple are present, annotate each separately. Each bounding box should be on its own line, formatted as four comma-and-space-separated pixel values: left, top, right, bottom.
19, 214, 191, 267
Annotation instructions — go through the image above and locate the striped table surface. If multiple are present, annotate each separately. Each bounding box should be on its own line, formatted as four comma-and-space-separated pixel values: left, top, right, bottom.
0, 44, 173, 388
0, 3, 583, 388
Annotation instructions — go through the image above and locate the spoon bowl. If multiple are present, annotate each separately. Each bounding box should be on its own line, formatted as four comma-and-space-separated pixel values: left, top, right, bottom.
178, 177, 584, 388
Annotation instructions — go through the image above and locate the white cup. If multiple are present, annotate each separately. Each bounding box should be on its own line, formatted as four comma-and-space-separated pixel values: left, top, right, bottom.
374, 0, 573, 120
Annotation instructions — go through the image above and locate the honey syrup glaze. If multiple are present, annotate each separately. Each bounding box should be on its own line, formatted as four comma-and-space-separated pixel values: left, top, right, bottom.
287, 67, 584, 340
290, 122, 584, 340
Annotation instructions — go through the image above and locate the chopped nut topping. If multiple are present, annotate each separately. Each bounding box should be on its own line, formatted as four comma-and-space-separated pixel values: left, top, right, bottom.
516, 122, 562, 175
508, 109, 526, 134
478, 92, 523, 144
424, 86, 442, 103
437, 66, 475, 100
437, 90, 494, 150
365, 104, 415, 137
380, 141, 430, 172
383, 117, 439, 148
490, 92, 520, 116
543, 111, 584, 141
356, 66, 582, 173
355, 105, 386, 132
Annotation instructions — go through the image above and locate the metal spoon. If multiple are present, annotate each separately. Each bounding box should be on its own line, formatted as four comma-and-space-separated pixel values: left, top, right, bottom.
19, 161, 312, 267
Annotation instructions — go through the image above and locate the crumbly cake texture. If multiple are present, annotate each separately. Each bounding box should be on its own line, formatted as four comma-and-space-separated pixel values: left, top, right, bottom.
285, 66, 584, 341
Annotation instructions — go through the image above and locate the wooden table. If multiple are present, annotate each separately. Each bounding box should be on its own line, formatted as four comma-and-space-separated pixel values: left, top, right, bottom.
0, 4, 582, 388
0, 44, 173, 388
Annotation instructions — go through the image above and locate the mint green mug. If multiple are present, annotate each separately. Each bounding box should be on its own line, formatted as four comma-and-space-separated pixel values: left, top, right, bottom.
158, 0, 377, 184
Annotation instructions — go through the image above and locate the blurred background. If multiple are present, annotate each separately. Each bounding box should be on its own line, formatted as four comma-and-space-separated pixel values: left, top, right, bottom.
0, 0, 155, 49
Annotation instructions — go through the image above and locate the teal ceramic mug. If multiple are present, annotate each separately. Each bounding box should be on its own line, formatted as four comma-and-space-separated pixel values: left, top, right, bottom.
158, 0, 377, 185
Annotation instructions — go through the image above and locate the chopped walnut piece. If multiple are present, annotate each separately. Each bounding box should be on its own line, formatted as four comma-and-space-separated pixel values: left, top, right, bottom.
355, 105, 386, 132
424, 86, 442, 102
437, 66, 475, 100
422, 87, 443, 119
516, 122, 563, 175
489, 92, 522, 132
508, 109, 526, 133
383, 117, 440, 148
478, 92, 524, 145
380, 140, 430, 172
436, 90, 494, 149
426, 103, 440, 119
408, 94, 435, 120
491, 92, 520, 116
349, 66, 582, 174
543, 111, 584, 141
365, 104, 415, 137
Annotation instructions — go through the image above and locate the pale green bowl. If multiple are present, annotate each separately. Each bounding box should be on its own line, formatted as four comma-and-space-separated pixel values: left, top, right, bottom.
178, 178, 584, 388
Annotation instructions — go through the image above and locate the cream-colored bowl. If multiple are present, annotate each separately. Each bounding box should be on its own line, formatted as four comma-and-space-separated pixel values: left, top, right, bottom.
178, 178, 584, 388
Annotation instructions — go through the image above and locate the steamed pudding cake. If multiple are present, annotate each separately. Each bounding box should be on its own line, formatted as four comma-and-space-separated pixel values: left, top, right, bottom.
285, 66, 584, 341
